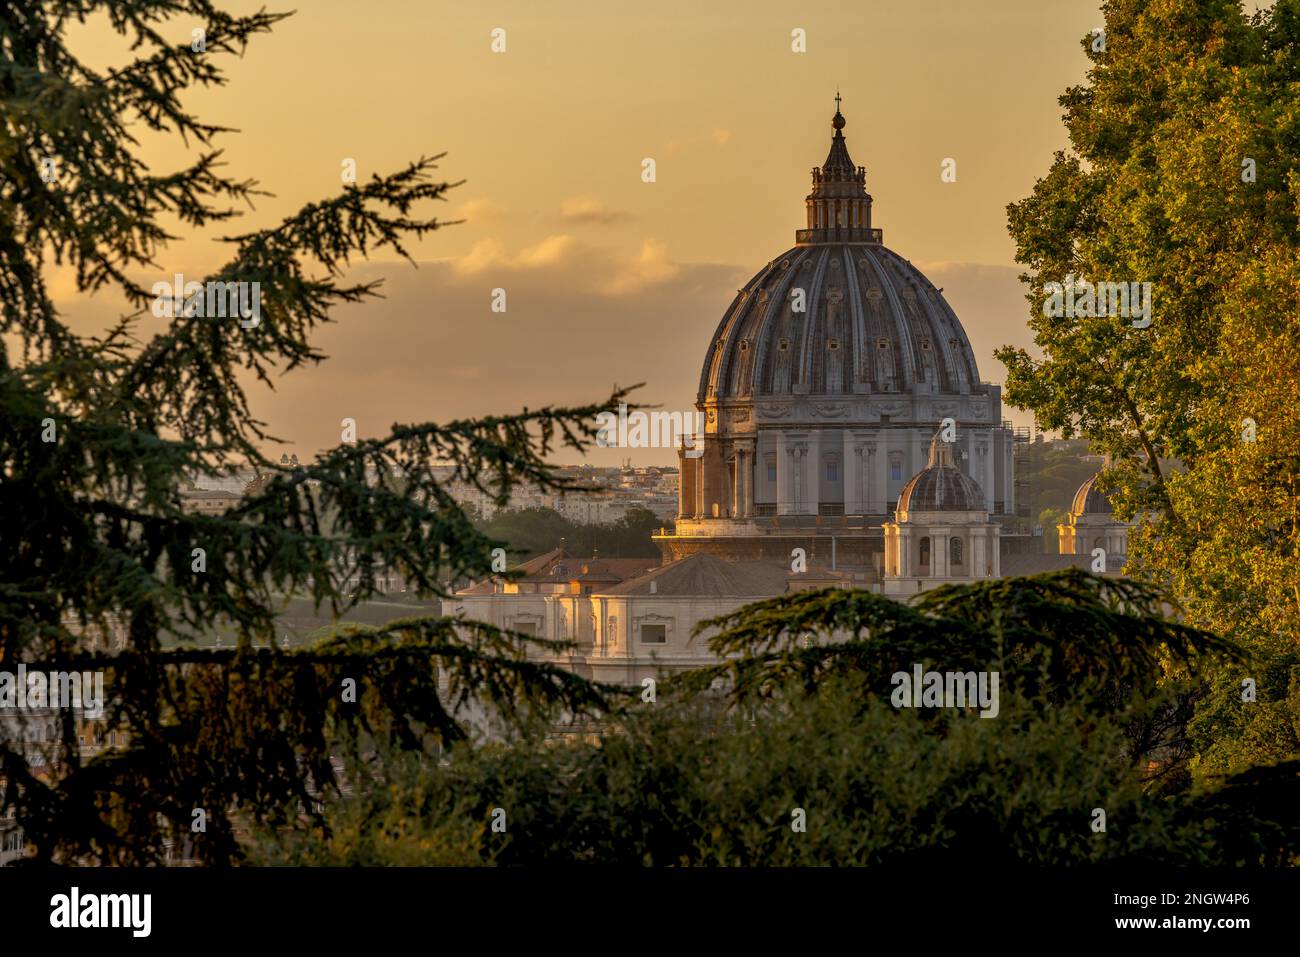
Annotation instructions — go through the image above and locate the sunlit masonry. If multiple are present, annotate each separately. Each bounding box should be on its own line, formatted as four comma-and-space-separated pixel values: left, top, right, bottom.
442, 104, 1133, 685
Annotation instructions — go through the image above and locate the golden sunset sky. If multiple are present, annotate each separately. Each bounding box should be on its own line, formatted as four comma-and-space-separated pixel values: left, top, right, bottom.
54, 0, 1271, 465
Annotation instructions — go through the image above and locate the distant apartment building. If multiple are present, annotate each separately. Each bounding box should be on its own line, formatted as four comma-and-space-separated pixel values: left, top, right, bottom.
179, 487, 242, 515
189, 466, 260, 495
303, 550, 410, 596
445, 465, 680, 524
340, 559, 409, 595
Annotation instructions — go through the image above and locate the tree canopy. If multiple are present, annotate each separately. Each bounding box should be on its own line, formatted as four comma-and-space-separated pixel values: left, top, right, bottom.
0, 0, 630, 864
996, 0, 1300, 777
250, 572, 1300, 866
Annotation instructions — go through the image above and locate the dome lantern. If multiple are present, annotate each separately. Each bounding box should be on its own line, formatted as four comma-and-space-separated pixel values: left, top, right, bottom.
798, 96, 878, 245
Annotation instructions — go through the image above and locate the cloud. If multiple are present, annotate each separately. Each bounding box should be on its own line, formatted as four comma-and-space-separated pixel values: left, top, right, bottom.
516, 234, 577, 267
453, 234, 576, 274
454, 238, 508, 274
454, 198, 509, 223
239, 251, 746, 465
448, 234, 679, 297
559, 196, 630, 225
711, 129, 733, 145
601, 239, 680, 295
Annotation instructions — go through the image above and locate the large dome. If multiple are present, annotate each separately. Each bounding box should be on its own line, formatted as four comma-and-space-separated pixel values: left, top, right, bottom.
698, 243, 981, 401
697, 102, 980, 404
658, 99, 1019, 559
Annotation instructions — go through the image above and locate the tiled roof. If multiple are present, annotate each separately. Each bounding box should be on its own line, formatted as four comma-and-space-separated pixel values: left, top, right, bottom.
456, 548, 659, 594
601, 554, 791, 597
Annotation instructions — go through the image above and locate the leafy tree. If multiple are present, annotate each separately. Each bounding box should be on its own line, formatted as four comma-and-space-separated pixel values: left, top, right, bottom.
248, 573, 1300, 866
479, 505, 666, 561
560, 505, 666, 558
478, 507, 574, 561
995, 0, 1300, 774
1019, 439, 1100, 517
0, 1, 627, 864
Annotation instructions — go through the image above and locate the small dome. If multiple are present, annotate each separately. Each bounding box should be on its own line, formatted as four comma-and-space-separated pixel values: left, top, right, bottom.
897, 435, 986, 513
898, 467, 986, 513
1071, 474, 1113, 516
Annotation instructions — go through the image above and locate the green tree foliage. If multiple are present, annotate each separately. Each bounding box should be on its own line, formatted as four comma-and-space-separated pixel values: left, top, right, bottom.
0, 1, 628, 864
1011, 437, 1100, 549
479, 505, 666, 561
477, 508, 573, 560
995, 0, 1300, 774
249, 573, 1299, 866
1020, 439, 1100, 517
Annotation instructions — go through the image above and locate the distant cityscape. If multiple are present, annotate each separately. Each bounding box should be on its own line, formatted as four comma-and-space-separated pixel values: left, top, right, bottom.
184, 460, 680, 527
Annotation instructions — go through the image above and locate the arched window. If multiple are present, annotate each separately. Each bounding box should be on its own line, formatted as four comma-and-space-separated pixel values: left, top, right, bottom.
919, 537, 931, 569
950, 537, 963, 565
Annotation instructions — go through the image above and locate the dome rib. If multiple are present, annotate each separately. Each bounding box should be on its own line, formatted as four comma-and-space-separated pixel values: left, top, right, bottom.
797, 248, 831, 393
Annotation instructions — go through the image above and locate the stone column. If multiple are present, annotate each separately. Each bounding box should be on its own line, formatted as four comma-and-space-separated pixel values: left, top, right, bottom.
739, 442, 755, 518
849, 441, 863, 515
878, 434, 890, 512
676, 445, 691, 519
807, 432, 821, 515
792, 445, 803, 514
748, 451, 756, 517
731, 449, 741, 518
980, 432, 994, 513
861, 438, 876, 515
719, 441, 733, 519
777, 433, 791, 516
694, 451, 705, 519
